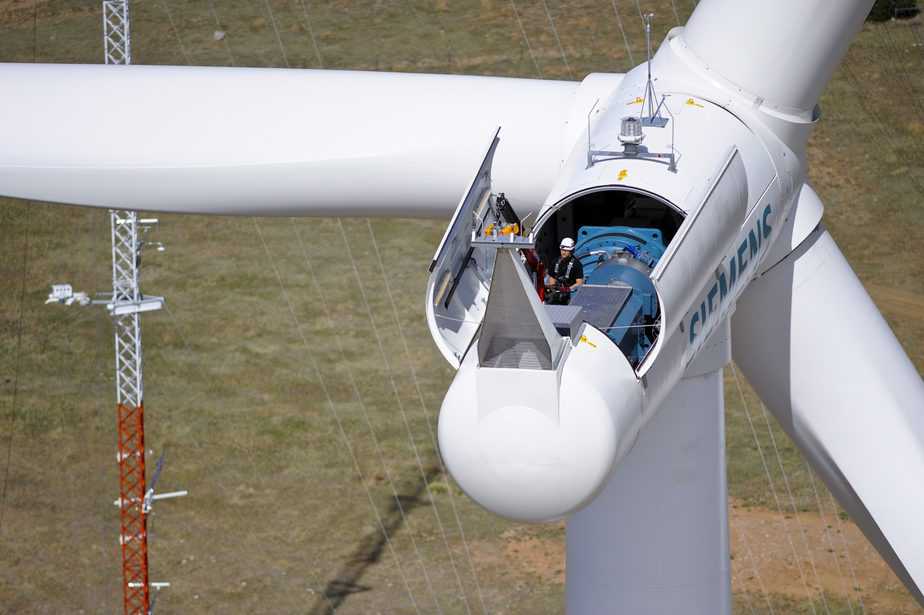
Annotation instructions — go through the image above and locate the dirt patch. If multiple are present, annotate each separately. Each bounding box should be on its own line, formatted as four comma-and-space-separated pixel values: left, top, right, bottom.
497, 525, 566, 586
474, 503, 920, 612
729, 500, 918, 613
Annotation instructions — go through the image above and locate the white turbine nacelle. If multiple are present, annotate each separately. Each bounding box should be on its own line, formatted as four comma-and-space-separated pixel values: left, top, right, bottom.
428, 31, 803, 521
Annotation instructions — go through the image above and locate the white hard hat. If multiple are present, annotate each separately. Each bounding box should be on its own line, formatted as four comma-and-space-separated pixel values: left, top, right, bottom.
560, 237, 575, 250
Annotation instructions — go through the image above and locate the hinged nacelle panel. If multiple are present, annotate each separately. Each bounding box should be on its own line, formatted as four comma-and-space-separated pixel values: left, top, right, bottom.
427, 128, 503, 367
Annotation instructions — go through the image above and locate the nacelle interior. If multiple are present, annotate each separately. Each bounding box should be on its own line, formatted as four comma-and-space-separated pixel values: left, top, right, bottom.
531, 188, 685, 369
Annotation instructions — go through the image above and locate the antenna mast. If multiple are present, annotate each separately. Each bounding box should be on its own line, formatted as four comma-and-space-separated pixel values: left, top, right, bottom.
645, 13, 655, 118
640, 13, 665, 126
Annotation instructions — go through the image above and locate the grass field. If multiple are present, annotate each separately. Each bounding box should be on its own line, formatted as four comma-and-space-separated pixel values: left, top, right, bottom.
0, 1, 922, 613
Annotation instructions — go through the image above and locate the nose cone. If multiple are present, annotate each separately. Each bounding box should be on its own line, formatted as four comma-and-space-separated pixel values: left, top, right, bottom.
438, 327, 643, 522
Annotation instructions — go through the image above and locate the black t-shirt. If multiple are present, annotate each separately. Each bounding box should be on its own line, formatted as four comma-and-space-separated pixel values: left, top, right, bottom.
551, 255, 584, 286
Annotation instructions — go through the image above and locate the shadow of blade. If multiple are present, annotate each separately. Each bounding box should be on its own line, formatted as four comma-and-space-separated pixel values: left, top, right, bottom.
310, 466, 443, 615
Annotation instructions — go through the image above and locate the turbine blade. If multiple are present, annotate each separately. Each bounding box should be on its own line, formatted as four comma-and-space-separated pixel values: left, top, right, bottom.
732, 226, 924, 606
0, 64, 582, 216
682, 0, 872, 116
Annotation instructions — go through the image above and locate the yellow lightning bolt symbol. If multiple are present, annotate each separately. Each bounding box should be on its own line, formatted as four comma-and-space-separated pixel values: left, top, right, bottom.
617, 169, 628, 181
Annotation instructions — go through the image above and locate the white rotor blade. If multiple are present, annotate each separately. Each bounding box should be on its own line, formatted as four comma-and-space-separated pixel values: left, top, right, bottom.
731, 226, 924, 606
684, 0, 872, 118
0, 64, 585, 216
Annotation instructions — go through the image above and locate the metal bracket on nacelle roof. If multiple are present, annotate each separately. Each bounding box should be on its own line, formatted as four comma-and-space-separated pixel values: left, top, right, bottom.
587, 13, 677, 172
586, 95, 678, 172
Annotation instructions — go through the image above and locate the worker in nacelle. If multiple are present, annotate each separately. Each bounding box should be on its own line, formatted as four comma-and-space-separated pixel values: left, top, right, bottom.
546, 237, 584, 305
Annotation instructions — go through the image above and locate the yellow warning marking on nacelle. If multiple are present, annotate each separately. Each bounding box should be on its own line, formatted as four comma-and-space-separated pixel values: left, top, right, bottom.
617, 169, 629, 181
627, 96, 644, 105
685, 97, 704, 108
579, 335, 597, 348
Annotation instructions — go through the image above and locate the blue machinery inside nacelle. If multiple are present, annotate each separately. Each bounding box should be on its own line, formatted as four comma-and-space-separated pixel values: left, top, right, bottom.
549, 225, 665, 368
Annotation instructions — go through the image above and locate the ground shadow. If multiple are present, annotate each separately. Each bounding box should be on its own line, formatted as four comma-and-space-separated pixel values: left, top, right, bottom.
309, 465, 442, 615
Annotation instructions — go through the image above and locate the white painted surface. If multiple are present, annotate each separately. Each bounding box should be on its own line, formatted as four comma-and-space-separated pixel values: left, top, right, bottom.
566, 369, 731, 615
684, 317, 731, 378
732, 228, 924, 603
426, 131, 499, 366
759, 183, 825, 274
535, 70, 776, 220
438, 323, 642, 523
650, 148, 748, 336
0, 64, 587, 216
683, 0, 873, 119
476, 249, 565, 371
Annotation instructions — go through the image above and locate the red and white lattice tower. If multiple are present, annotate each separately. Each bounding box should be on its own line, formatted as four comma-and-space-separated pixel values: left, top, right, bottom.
109, 210, 163, 615
103, 3, 161, 614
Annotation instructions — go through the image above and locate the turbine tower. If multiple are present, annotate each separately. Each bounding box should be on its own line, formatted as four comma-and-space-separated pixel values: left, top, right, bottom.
1, 1, 921, 612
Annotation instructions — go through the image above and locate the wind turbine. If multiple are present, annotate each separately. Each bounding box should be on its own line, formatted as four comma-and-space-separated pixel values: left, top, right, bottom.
1, 0, 922, 612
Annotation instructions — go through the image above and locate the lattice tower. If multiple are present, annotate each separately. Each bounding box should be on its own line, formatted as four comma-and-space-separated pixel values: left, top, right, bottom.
110, 210, 151, 615
103, 0, 131, 65
103, 3, 150, 614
